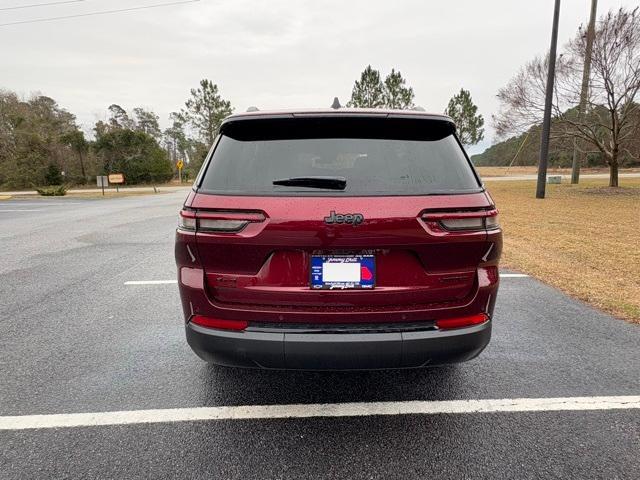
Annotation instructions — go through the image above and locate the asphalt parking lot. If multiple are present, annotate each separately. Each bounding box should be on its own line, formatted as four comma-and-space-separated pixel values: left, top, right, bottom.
1, 192, 639, 479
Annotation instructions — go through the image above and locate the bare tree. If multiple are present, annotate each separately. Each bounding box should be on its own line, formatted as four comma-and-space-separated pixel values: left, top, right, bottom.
493, 53, 575, 137
493, 7, 640, 187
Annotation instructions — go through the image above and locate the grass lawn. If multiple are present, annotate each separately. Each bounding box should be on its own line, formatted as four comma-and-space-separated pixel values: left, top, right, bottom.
486, 177, 640, 323
477, 166, 639, 177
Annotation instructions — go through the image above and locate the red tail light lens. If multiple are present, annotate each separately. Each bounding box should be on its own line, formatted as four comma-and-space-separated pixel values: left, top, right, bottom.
436, 313, 489, 330
191, 315, 248, 331
178, 210, 266, 233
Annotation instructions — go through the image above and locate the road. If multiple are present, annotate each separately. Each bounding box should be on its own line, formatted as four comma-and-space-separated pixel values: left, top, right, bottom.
1, 192, 639, 479
0, 185, 190, 196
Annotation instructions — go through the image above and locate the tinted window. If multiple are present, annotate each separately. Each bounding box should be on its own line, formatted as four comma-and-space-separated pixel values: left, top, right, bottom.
199, 119, 480, 196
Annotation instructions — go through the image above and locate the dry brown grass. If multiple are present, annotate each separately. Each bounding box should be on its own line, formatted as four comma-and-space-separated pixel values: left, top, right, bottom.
486, 177, 640, 323
477, 166, 640, 177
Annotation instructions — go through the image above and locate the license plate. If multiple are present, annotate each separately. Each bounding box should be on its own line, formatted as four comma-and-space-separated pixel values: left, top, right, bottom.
310, 255, 375, 289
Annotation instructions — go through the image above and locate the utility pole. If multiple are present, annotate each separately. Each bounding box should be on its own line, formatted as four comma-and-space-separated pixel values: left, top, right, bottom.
570, 0, 598, 184
537, 0, 562, 199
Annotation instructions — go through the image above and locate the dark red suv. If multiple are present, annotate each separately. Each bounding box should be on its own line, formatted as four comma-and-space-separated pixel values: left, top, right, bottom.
175, 108, 501, 370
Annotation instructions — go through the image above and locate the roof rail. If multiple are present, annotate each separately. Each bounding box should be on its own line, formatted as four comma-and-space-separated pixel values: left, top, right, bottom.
246, 106, 259, 112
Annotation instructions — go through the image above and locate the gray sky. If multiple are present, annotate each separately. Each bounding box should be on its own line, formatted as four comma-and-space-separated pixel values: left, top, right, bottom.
1, 0, 636, 154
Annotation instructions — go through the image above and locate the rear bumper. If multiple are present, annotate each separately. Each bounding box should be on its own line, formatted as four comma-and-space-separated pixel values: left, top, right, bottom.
186, 321, 491, 370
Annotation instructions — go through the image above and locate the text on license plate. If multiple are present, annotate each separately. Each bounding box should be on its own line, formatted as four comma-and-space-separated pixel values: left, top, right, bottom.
310, 255, 375, 289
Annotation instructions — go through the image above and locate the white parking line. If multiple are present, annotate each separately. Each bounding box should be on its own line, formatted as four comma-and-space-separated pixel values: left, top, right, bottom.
0, 209, 43, 212
500, 273, 529, 278
1, 396, 638, 430
124, 280, 177, 285
0, 202, 83, 206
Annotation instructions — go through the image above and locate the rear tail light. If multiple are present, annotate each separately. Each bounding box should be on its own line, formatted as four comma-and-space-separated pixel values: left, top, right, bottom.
178, 210, 265, 233
436, 313, 488, 330
198, 219, 249, 232
440, 217, 485, 230
190, 315, 248, 331
484, 215, 499, 229
421, 209, 499, 232
178, 210, 196, 230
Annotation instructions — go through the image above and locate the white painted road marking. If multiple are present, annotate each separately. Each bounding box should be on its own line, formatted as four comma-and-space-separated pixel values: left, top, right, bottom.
124, 280, 178, 285
0, 209, 43, 212
2, 396, 639, 430
123, 274, 529, 285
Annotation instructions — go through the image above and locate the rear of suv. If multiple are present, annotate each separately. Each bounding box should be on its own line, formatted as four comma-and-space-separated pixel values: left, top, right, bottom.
175, 108, 502, 370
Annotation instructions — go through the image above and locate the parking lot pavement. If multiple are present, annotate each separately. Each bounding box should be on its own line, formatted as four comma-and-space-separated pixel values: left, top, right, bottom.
1, 193, 639, 479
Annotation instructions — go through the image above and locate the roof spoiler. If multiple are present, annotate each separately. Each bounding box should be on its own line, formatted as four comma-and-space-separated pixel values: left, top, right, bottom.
220, 114, 455, 141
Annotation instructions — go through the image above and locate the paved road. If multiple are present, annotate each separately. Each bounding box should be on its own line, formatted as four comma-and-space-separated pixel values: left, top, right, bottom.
0, 185, 191, 196
1, 193, 639, 479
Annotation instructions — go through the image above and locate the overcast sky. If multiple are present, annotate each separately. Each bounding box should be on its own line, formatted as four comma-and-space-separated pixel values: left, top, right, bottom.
1, 0, 636, 153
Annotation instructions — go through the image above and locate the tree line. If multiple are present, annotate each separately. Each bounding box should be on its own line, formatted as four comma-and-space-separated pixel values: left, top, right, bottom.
0, 79, 232, 189
4, 10, 636, 190
0, 71, 486, 190
346, 65, 485, 147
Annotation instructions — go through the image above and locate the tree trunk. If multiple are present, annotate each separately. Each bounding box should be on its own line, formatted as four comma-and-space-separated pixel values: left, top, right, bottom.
78, 151, 86, 179
609, 160, 618, 187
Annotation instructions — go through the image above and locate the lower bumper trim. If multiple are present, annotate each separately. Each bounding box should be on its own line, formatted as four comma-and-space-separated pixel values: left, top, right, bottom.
186, 320, 491, 370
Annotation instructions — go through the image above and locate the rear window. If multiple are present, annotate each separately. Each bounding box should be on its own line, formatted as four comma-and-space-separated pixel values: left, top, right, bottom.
198, 116, 481, 196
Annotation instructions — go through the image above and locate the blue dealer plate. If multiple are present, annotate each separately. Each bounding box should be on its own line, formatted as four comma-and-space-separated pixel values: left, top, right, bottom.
310, 255, 375, 289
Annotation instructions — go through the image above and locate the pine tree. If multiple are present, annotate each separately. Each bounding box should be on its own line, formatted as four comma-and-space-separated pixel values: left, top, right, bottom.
347, 65, 385, 108
383, 69, 415, 109
445, 88, 485, 146
181, 79, 233, 145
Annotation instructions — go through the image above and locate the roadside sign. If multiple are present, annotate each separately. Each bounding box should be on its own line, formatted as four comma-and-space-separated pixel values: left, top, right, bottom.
176, 159, 184, 183
108, 173, 125, 184
97, 176, 108, 187
97, 175, 108, 196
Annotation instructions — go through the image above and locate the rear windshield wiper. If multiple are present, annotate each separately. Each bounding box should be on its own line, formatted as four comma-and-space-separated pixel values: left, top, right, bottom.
272, 176, 347, 190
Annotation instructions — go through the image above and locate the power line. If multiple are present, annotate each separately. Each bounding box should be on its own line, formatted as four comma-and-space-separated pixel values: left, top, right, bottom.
0, 0, 200, 27
0, 1, 85, 11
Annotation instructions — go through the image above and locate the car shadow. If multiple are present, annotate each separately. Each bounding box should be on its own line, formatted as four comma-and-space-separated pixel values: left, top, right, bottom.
196, 363, 468, 406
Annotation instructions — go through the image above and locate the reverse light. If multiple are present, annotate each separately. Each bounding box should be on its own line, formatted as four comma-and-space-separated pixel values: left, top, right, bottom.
436, 313, 489, 330
191, 315, 248, 331
485, 215, 499, 229
178, 210, 196, 230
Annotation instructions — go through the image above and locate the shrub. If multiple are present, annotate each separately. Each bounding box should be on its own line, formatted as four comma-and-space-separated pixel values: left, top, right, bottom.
37, 185, 67, 196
